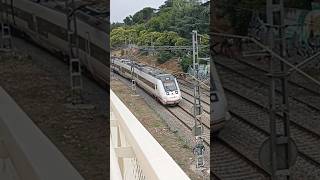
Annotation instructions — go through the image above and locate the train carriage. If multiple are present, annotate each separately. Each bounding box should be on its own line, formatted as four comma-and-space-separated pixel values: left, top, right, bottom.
211, 60, 230, 132
112, 58, 182, 105
1, 0, 109, 83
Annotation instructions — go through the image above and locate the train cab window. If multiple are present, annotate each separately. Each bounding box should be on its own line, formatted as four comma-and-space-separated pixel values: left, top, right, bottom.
160, 76, 177, 92
163, 81, 177, 91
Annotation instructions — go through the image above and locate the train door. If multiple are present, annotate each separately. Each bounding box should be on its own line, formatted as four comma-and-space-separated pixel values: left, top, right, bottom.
154, 83, 159, 97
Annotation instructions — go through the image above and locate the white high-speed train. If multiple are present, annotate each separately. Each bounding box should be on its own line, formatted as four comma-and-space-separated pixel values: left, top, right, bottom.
112, 58, 182, 105
1, 0, 109, 83
211, 60, 230, 132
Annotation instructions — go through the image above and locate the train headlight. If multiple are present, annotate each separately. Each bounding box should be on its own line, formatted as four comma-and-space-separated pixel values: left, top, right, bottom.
175, 91, 178, 94
166, 92, 169, 95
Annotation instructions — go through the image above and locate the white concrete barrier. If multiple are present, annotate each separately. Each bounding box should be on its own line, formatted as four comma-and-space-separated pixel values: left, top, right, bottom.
110, 89, 191, 180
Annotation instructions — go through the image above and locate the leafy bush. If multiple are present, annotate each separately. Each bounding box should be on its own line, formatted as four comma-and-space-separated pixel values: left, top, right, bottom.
157, 51, 173, 64
180, 56, 192, 72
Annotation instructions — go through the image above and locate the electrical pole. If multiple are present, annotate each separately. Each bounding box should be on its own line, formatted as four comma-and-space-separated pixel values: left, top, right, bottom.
127, 37, 138, 96
130, 55, 137, 95
150, 36, 155, 56
0, 0, 12, 51
192, 30, 205, 172
66, 0, 83, 105
266, 0, 291, 179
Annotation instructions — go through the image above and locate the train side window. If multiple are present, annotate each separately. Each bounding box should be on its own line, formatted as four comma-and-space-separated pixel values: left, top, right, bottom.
211, 93, 219, 102
36, 17, 48, 38
78, 36, 86, 51
13, 7, 35, 31
90, 43, 108, 65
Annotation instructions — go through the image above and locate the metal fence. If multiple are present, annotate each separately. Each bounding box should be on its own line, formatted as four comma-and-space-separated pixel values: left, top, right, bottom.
188, 64, 210, 81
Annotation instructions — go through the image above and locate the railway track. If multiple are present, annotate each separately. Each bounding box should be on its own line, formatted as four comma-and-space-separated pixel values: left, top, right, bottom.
177, 78, 270, 179
165, 106, 210, 145
214, 56, 320, 178
224, 90, 320, 178
237, 53, 320, 93
176, 79, 210, 126
215, 55, 320, 111
217, 106, 320, 179
215, 57, 320, 137
211, 136, 269, 180
212, 137, 269, 180
178, 79, 210, 97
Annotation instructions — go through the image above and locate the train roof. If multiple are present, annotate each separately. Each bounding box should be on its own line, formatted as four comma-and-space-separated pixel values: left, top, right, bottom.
114, 58, 174, 79
29, 0, 108, 31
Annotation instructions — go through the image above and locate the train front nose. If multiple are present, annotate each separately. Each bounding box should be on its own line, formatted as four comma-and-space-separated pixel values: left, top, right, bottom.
164, 91, 181, 104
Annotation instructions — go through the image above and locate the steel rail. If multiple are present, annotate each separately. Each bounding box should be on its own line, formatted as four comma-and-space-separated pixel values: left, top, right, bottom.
211, 32, 320, 87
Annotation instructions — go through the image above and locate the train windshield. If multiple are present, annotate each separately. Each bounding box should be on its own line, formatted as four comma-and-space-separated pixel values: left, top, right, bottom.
160, 76, 177, 91
163, 81, 177, 91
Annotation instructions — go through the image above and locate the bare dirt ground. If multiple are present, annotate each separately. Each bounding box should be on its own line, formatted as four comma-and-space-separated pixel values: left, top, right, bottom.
111, 79, 204, 180
135, 54, 184, 74
112, 49, 184, 74
157, 58, 184, 74
0, 52, 107, 180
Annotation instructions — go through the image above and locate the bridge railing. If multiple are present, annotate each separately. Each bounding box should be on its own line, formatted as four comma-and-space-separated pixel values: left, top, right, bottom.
110, 89, 191, 180
0, 87, 84, 180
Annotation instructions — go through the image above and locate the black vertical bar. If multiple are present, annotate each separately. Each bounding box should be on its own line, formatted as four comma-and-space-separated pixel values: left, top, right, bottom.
269, 56, 278, 180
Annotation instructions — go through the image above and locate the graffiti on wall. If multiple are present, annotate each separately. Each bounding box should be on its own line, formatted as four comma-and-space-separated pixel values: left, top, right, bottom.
249, 8, 320, 54
286, 8, 320, 55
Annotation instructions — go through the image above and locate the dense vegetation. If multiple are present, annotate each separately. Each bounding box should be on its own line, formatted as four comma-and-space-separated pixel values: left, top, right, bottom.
215, 0, 313, 35
111, 0, 209, 69
111, 0, 209, 47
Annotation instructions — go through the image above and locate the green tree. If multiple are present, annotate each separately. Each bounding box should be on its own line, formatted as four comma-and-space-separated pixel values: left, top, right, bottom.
157, 51, 174, 64
128, 7, 156, 25
175, 37, 188, 46
180, 56, 192, 72
111, 22, 124, 31
123, 16, 133, 26
111, 27, 126, 47
111, 0, 209, 52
